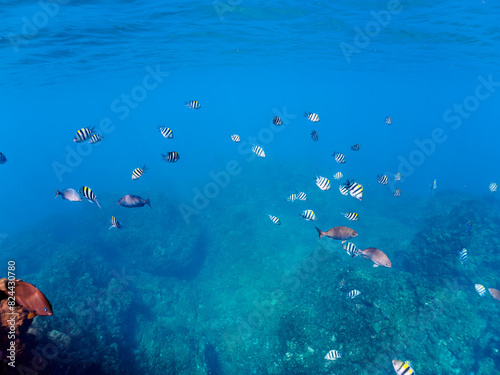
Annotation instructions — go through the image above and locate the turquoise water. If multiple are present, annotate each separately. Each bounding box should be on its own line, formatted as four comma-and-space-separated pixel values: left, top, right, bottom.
1, 1, 500, 374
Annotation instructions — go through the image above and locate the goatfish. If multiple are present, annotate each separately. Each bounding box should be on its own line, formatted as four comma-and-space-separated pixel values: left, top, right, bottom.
80, 186, 101, 208
488, 288, 500, 302
12, 280, 53, 319
358, 247, 392, 268
315, 226, 358, 243
185, 100, 201, 109
73, 127, 95, 143
109, 216, 123, 229
118, 194, 151, 208
55, 188, 82, 202
392, 359, 414, 375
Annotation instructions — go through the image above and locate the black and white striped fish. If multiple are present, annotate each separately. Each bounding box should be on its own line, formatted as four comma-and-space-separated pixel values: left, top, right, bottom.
159, 126, 173, 139
311, 130, 319, 141
394, 188, 401, 197
297, 192, 307, 201
132, 165, 147, 180
88, 134, 104, 144
342, 242, 360, 258
73, 127, 95, 143
333, 172, 343, 180
252, 145, 265, 157
475, 284, 486, 296
392, 359, 414, 375
346, 180, 363, 201
351, 144, 360, 151
325, 350, 341, 361
79, 186, 101, 208
230, 134, 241, 143
161, 151, 180, 163
342, 212, 359, 221
316, 176, 331, 191
339, 185, 349, 196
346, 289, 361, 299
109, 216, 123, 229
273, 116, 283, 125
287, 193, 297, 202
459, 248, 467, 265
304, 112, 320, 122
301, 210, 316, 221
377, 174, 389, 185
489, 182, 498, 192
332, 151, 346, 164
185, 100, 201, 109
268, 214, 281, 225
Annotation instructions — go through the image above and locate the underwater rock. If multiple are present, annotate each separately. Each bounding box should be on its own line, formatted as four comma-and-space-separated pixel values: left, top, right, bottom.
47, 329, 71, 350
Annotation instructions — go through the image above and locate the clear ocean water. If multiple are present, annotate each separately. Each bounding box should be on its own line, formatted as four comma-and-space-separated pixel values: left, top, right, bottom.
1, 1, 500, 374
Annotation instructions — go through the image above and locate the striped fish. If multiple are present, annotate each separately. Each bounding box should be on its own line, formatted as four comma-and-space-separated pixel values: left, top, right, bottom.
161, 151, 180, 163
431, 179, 437, 190
273, 116, 283, 125
339, 185, 349, 196
377, 174, 389, 185
301, 210, 316, 221
475, 284, 486, 296
342, 212, 359, 221
230, 134, 241, 143
342, 242, 360, 258
316, 176, 331, 191
392, 359, 414, 375
159, 126, 173, 139
351, 144, 360, 151
287, 193, 297, 202
346, 180, 363, 201
337, 279, 345, 290
325, 350, 341, 361
332, 151, 346, 164
394, 188, 401, 197
132, 165, 147, 180
268, 214, 281, 225
304, 112, 320, 122
185, 100, 201, 109
73, 127, 95, 143
88, 134, 103, 144
346, 289, 361, 299
489, 182, 498, 192
0, 152, 6, 164
465, 221, 472, 234
252, 145, 265, 157
385, 116, 392, 125
297, 192, 307, 201
460, 248, 467, 265
394, 172, 401, 181
333, 172, 343, 180
109, 216, 123, 229
79, 186, 101, 208
311, 130, 318, 141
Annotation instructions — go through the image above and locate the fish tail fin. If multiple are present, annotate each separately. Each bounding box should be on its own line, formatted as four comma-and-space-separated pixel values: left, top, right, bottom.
315, 227, 325, 239
55, 190, 61, 198
96, 201, 102, 209
146, 199, 151, 208
304, 111, 308, 117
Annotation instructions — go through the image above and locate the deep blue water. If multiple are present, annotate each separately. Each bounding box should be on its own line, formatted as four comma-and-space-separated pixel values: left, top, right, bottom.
1, 1, 500, 374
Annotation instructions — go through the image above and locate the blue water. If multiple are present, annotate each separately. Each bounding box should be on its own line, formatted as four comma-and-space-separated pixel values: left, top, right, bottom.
1, 1, 500, 374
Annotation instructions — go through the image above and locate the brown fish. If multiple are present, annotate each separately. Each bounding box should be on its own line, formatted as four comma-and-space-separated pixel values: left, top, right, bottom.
315, 226, 358, 243
14, 280, 53, 319
488, 288, 500, 302
359, 247, 392, 268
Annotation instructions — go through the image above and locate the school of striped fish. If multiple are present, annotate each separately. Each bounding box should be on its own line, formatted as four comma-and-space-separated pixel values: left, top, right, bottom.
3, 102, 499, 375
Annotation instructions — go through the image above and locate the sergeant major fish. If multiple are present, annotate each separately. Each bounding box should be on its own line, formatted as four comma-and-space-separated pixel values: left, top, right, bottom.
80, 186, 101, 208
73, 127, 95, 143
392, 359, 414, 375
